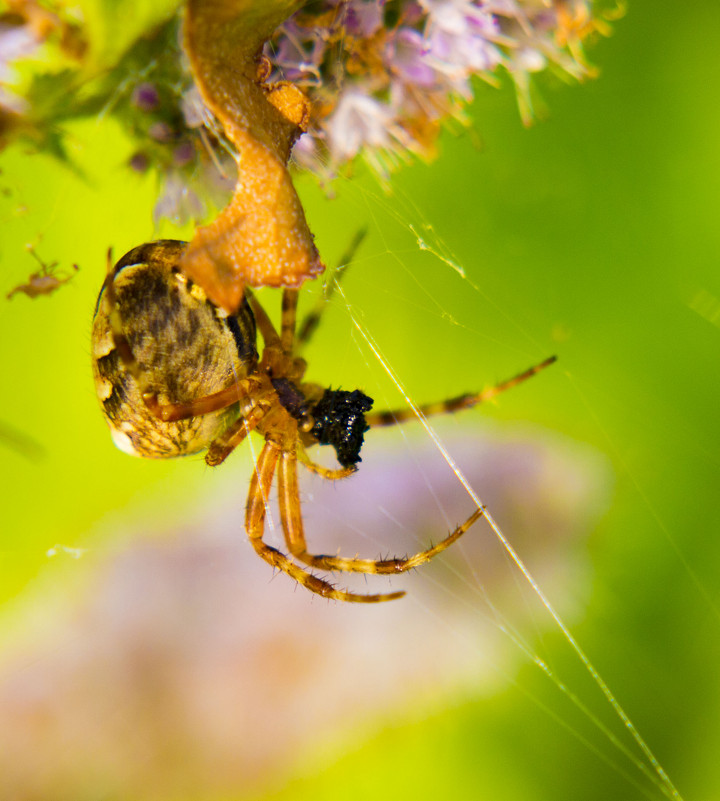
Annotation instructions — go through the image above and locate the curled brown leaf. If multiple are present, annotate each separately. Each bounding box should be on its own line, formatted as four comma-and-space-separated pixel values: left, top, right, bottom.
182, 0, 323, 313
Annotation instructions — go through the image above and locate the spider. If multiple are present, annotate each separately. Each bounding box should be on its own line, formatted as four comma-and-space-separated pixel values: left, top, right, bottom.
92, 239, 556, 603
7, 248, 79, 300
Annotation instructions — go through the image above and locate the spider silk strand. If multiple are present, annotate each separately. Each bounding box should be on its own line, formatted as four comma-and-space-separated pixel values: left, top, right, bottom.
341, 292, 682, 801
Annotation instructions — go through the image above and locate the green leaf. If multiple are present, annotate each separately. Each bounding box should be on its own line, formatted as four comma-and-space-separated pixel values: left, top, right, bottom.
76, 0, 184, 72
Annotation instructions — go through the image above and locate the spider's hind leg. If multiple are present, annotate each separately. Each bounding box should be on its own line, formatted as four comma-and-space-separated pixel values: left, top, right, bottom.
248, 440, 405, 603
279, 446, 484, 576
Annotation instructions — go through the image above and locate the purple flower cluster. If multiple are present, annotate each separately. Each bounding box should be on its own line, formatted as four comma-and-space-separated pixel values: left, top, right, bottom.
0, 0, 611, 223
265, 0, 610, 175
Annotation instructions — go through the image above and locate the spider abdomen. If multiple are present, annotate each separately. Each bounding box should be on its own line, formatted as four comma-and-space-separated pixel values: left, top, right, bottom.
92, 241, 257, 459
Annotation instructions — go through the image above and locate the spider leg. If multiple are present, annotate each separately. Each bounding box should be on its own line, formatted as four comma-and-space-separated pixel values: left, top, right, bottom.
296, 227, 368, 350
246, 289, 281, 348
248, 441, 405, 603
278, 448, 485, 575
366, 356, 557, 428
143, 377, 263, 422
280, 288, 299, 352
205, 400, 270, 466
297, 445, 357, 480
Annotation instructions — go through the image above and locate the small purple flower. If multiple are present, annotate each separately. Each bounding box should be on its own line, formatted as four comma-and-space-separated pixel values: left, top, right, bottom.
513, 47, 547, 73
422, 0, 502, 79
388, 27, 438, 88
483, 0, 522, 16
128, 152, 149, 173
172, 141, 195, 167
153, 172, 205, 226
153, 153, 236, 227
131, 82, 159, 112
290, 131, 324, 173
0, 22, 38, 112
402, 1, 426, 25
270, 21, 326, 83
181, 86, 208, 129
148, 121, 174, 143
326, 90, 394, 161
0, 22, 38, 82
344, 0, 385, 38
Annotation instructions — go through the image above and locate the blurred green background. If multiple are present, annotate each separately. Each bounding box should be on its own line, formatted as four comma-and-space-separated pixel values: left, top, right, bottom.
1, 0, 719, 799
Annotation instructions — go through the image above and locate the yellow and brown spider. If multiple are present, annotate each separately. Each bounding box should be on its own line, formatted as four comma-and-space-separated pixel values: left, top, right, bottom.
92, 239, 555, 603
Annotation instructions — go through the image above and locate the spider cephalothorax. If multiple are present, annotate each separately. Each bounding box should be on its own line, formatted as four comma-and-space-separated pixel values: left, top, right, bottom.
92, 239, 555, 602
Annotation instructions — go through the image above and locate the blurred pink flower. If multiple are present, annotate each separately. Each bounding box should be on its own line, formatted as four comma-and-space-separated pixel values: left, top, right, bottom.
0, 425, 610, 799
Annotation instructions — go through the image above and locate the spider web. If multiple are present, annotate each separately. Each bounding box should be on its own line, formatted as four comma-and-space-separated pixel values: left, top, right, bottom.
277, 172, 683, 801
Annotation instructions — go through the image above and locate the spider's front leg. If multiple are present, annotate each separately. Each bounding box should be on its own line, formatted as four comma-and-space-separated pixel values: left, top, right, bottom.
142, 378, 263, 423
365, 356, 557, 428
251, 441, 405, 603
296, 445, 357, 480
205, 403, 269, 466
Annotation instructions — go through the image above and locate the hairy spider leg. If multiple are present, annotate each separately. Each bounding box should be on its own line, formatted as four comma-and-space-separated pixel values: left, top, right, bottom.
142, 379, 263, 423
277, 444, 485, 575
247, 288, 437, 597
366, 356, 557, 428
248, 439, 406, 603
205, 402, 270, 466
296, 227, 368, 350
